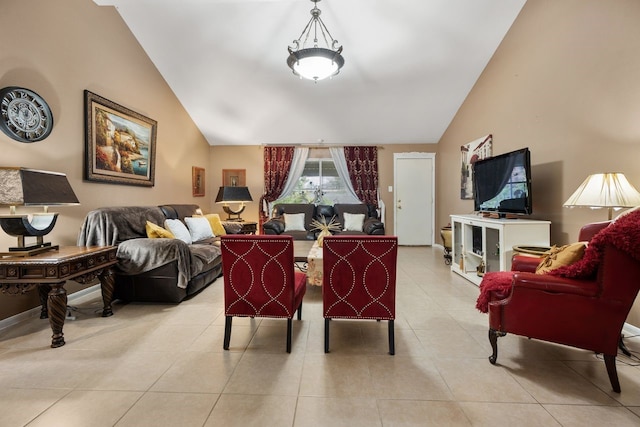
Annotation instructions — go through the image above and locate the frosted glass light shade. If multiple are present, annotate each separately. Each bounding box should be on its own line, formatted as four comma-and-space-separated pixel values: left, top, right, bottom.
287, 47, 344, 82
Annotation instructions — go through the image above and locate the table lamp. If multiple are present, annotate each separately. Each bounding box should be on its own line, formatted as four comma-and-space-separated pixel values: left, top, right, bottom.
563, 172, 640, 220
0, 167, 80, 256
215, 186, 252, 221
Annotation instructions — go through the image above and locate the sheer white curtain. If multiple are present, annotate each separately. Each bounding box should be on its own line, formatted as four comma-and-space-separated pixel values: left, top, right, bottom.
330, 147, 384, 222
267, 147, 309, 213
329, 147, 360, 203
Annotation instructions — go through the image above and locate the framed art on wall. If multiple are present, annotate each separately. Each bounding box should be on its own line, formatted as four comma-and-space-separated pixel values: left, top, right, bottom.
192, 166, 205, 197
84, 90, 157, 186
460, 134, 492, 199
222, 169, 246, 187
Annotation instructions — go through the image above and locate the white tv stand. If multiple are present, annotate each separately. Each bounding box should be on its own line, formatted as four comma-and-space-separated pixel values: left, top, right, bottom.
450, 214, 550, 286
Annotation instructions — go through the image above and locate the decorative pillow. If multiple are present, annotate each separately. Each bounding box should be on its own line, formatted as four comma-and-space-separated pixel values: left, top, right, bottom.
343, 212, 365, 231
164, 219, 192, 244
535, 242, 586, 274
284, 213, 306, 231
145, 221, 174, 239
202, 213, 226, 236
184, 216, 214, 242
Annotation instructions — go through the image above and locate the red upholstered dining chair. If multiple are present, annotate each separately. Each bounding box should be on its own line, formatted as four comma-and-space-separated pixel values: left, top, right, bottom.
322, 235, 398, 354
220, 235, 307, 353
483, 213, 640, 392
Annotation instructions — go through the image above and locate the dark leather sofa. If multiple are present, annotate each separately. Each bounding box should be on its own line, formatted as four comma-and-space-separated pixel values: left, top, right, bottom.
263, 203, 384, 240
78, 204, 239, 304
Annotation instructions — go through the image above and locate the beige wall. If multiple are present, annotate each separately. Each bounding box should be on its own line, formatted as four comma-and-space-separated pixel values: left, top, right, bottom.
0, 0, 212, 320
436, 0, 640, 326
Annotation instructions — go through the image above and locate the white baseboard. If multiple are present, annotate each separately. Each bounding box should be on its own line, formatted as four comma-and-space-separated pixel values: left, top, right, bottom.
0, 284, 102, 332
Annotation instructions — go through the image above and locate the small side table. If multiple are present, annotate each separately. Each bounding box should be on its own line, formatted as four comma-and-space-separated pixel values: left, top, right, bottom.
0, 246, 118, 348
306, 241, 323, 286
238, 221, 257, 234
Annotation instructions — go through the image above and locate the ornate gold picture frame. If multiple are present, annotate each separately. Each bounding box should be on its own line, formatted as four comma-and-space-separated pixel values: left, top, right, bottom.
84, 90, 157, 187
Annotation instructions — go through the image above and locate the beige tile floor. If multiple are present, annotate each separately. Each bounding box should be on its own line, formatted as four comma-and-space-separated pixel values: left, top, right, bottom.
1, 246, 640, 426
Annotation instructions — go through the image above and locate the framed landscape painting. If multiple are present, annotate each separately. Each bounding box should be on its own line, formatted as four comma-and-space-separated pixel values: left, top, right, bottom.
84, 90, 157, 186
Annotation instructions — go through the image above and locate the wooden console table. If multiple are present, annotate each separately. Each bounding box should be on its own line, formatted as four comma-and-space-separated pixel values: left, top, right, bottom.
0, 246, 118, 348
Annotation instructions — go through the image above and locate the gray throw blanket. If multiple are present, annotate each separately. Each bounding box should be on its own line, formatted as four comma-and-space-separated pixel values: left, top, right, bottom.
77, 206, 166, 246
78, 206, 221, 289
116, 238, 221, 289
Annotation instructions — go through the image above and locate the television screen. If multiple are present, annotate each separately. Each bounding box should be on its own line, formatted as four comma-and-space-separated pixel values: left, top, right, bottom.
473, 148, 532, 216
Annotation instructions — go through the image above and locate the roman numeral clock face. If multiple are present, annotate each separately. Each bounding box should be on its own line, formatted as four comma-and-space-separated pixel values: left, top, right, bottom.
0, 87, 54, 143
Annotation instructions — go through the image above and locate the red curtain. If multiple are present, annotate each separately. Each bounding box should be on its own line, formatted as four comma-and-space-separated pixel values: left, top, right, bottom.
260, 146, 295, 231
344, 146, 379, 207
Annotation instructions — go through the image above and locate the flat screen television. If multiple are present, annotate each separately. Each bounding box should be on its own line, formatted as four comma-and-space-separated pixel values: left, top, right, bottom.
473, 148, 532, 216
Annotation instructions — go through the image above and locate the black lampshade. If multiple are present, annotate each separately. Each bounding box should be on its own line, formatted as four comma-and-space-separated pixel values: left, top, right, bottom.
215, 186, 252, 221
0, 167, 79, 206
0, 167, 79, 256
215, 186, 253, 203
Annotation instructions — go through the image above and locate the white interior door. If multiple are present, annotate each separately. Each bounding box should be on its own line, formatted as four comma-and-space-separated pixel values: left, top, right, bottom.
394, 153, 435, 245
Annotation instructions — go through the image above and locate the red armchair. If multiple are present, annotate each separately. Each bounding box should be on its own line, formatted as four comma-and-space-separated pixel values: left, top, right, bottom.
220, 235, 307, 353
322, 235, 398, 354
486, 217, 640, 392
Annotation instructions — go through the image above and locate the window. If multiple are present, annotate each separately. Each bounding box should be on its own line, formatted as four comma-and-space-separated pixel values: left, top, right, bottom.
275, 158, 359, 205
480, 165, 528, 210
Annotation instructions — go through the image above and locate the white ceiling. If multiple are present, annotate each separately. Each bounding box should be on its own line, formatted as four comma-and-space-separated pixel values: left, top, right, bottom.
94, 0, 526, 146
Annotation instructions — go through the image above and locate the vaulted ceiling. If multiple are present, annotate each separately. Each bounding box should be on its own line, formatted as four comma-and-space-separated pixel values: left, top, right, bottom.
94, 0, 526, 146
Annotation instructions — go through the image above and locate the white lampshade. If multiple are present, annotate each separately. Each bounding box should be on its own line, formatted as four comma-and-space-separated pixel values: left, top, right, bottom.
563, 173, 640, 219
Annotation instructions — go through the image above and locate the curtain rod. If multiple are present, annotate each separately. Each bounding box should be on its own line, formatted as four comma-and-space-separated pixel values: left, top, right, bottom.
260, 144, 384, 149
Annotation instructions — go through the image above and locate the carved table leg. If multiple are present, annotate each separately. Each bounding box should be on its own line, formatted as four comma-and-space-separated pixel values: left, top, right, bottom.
47, 283, 67, 348
37, 284, 52, 319
99, 268, 115, 317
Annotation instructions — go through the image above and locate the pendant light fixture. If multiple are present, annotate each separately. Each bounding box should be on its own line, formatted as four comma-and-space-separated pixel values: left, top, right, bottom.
287, 0, 344, 82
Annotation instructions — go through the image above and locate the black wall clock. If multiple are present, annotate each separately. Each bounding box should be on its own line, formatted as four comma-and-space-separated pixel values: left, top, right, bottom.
0, 86, 54, 143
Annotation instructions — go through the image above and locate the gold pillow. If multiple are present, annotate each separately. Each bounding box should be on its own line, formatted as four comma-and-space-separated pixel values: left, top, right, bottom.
535, 242, 586, 274
145, 221, 175, 239
203, 213, 226, 236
